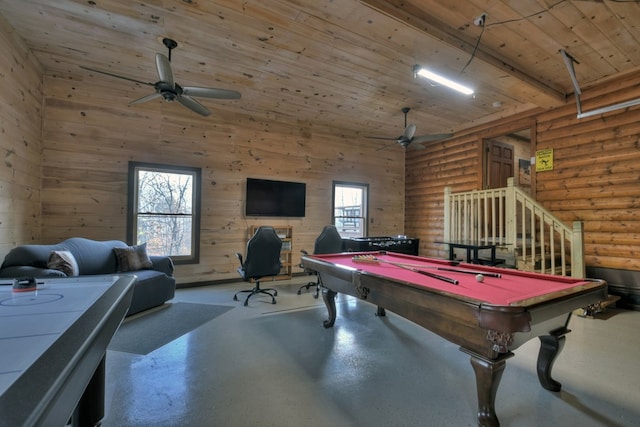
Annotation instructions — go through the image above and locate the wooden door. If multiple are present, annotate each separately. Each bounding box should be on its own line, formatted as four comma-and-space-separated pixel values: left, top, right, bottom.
485, 139, 514, 189
482, 139, 514, 240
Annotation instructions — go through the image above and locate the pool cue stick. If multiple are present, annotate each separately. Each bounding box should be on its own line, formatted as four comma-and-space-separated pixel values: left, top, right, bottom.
352, 256, 458, 285
352, 255, 500, 278
425, 266, 501, 278
399, 265, 459, 285
377, 262, 501, 278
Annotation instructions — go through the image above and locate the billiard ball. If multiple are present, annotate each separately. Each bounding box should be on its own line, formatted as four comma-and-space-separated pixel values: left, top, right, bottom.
475, 274, 485, 283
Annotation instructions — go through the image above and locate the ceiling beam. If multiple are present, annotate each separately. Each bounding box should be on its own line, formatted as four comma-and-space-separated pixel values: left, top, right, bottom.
360, 0, 567, 106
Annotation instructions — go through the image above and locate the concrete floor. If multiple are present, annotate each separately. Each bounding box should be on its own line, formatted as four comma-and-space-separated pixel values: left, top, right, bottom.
103, 277, 640, 427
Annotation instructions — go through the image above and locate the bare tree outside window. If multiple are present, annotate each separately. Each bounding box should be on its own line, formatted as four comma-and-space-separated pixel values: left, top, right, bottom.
128, 162, 201, 264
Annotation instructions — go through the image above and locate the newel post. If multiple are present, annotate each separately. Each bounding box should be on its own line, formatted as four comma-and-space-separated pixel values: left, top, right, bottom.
571, 221, 585, 278
505, 178, 516, 246
444, 187, 452, 241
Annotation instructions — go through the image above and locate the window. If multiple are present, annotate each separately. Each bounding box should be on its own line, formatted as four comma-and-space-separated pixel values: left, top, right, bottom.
127, 162, 201, 264
332, 181, 368, 238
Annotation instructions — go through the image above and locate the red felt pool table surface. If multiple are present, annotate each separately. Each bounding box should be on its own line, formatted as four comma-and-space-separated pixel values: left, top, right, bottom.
308, 251, 598, 306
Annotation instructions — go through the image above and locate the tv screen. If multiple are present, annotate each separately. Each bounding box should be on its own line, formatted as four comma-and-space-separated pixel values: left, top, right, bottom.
245, 178, 306, 217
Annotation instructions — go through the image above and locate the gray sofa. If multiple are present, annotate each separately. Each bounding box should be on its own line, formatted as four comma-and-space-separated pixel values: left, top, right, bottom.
0, 237, 176, 316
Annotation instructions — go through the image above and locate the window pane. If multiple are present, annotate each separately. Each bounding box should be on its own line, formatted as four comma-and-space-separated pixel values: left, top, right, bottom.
333, 183, 367, 238
128, 162, 201, 264
138, 171, 193, 214
137, 214, 192, 256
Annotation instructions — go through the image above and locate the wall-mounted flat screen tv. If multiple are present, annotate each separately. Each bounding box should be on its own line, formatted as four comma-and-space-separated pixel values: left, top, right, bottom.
245, 178, 306, 217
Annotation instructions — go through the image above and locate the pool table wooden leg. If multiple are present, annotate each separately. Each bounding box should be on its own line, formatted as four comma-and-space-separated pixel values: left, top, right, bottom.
537, 329, 568, 392
322, 288, 337, 328
468, 353, 512, 427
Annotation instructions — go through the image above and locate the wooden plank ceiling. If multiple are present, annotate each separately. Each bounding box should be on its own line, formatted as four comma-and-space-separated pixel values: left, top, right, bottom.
0, 0, 639, 142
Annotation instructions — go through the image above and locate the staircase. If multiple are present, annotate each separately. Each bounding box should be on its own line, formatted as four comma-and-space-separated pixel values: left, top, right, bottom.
443, 178, 585, 278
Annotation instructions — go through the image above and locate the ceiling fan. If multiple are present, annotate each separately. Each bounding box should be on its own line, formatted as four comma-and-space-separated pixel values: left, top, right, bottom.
368, 107, 453, 150
80, 38, 241, 117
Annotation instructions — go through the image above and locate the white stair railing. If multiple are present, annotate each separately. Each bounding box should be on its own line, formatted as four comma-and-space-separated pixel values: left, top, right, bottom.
444, 178, 584, 277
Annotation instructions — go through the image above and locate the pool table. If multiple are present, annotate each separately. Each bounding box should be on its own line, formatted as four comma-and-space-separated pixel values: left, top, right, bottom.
301, 251, 608, 427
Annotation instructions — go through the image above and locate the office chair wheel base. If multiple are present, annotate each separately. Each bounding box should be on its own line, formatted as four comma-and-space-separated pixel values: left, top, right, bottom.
297, 282, 317, 296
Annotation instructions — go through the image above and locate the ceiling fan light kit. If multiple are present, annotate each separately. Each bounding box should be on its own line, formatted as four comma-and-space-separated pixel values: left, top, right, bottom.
412, 65, 474, 96
81, 37, 241, 117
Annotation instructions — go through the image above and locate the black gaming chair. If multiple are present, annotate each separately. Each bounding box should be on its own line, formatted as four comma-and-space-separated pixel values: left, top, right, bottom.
298, 225, 344, 298
234, 226, 283, 306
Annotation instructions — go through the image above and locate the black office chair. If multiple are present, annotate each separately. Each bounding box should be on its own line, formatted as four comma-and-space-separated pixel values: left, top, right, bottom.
234, 226, 283, 306
298, 225, 344, 298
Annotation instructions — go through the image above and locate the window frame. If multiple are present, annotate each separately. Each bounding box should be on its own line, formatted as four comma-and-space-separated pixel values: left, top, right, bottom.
127, 161, 201, 265
332, 181, 369, 238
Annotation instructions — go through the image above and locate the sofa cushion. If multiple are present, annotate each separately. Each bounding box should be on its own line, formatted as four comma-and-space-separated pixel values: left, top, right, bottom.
113, 243, 153, 273
47, 250, 79, 277
0, 265, 67, 278
60, 238, 127, 275
1, 244, 66, 269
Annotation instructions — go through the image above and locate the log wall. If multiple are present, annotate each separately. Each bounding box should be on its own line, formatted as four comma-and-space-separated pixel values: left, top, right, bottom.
406, 69, 640, 272
405, 112, 536, 259
535, 71, 640, 271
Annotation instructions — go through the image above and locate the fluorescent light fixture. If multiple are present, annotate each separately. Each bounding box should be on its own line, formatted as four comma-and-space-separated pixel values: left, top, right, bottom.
414, 67, 474, 95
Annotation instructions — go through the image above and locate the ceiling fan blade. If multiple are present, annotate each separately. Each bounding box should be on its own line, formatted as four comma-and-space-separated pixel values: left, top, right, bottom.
129, 92, 163, 105
183, 86, 241, 99
412, 133, 454, 144
407, 142, 426, 151
155, 53, 174, 88
376, 142, 397, 151
403, 123, 417, 141
366, 136, 398, 141
177, 95, 211, 116
80, 65, 154, 87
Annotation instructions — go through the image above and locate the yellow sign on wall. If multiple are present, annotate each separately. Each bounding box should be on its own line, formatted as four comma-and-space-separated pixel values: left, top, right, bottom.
535, 149, 553, 171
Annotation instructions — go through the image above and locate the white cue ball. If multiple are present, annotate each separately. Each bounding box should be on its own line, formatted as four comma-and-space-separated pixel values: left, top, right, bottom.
475, 274, 485, 283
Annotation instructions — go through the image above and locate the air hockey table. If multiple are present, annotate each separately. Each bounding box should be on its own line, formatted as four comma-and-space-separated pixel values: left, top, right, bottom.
0, 275, 135, 427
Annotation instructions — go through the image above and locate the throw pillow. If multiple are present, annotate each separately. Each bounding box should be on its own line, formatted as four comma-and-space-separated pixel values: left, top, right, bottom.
47, 250, 80, 277
113, 243, 153, 272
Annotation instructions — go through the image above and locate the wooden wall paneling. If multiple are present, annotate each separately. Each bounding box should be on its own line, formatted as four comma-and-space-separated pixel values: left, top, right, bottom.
405, 110, 542, 259
587, 242, 640, 259
405, 135, 481, 258
4, 1, 640, 283
0, 13, 43, 252
587, 255, 639, 271
40, 72, 406, 284
534, 75, 640, 271
537, 108, 640, 144
477, 87, 640, 273
588, 231, 640, 246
